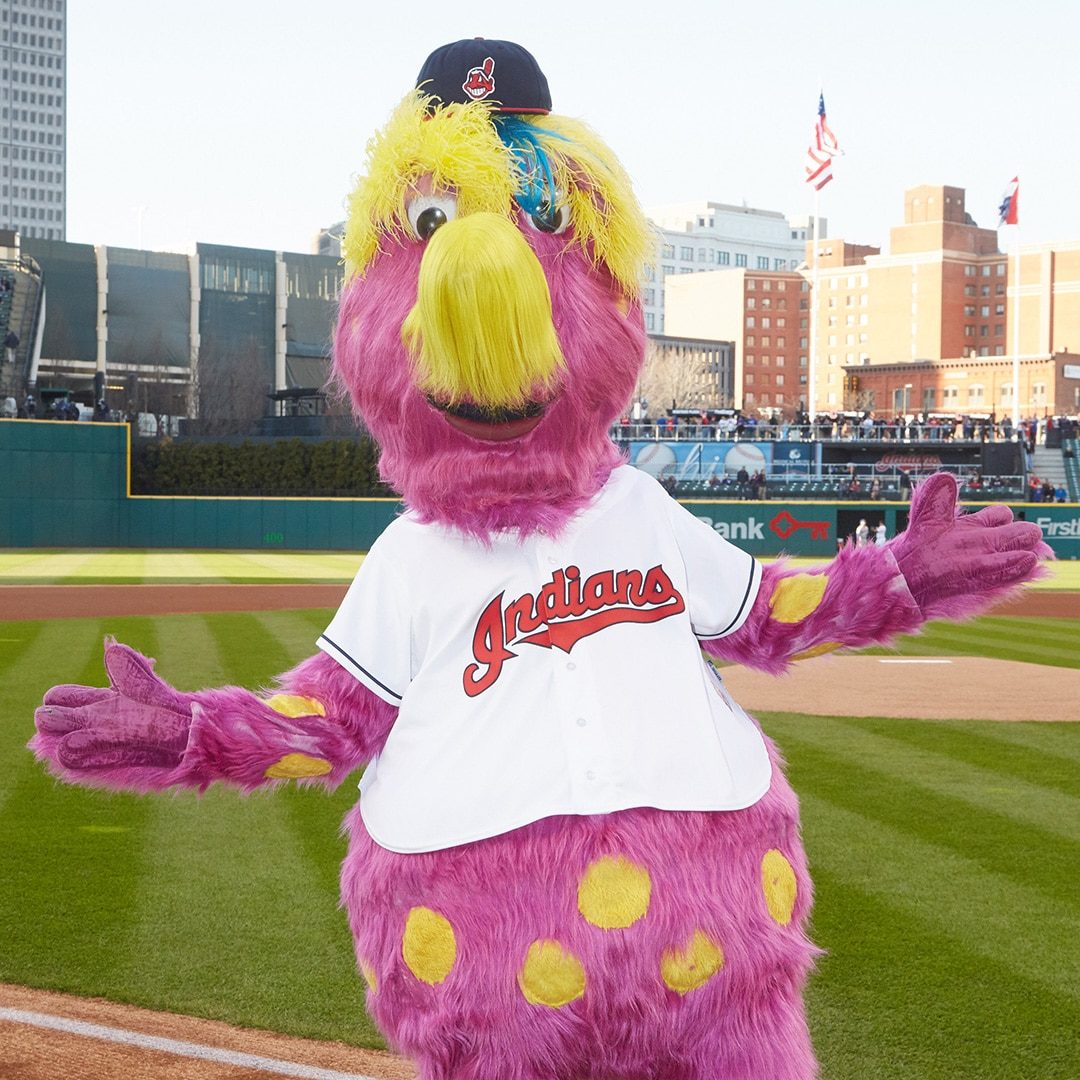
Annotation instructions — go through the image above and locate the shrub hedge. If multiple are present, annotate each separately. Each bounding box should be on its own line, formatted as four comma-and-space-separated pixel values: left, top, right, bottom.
132, 438, 393, 497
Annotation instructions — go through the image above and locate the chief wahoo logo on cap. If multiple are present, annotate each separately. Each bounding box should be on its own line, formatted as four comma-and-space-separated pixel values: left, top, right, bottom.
462, 57, 495, 100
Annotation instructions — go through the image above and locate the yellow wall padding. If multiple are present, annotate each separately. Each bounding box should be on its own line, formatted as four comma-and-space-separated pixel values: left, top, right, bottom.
518, 939, 586, 1007
761, 849, 798, 926
578, 855, 652, 929
402, 906, 457, 985
660, 929, 725, 994
263, 753, 333, 779
264, 694, 326, 718
769, 573, 829, 624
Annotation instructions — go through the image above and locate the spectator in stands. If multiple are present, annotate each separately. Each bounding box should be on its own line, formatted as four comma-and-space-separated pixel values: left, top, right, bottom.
1, 396, 16, 418
752, 470, 766, 500
3, 329, 18, 364
93, 399, 110, 422
899, 469, 912, 501
1055, 484, 1067, 503
1042, 479, 1055, 503
874, 521, 887, 546
846, 473, 862, 497
1028, 475, 1042, 502
24, 394, 35, 418
855, 519, 870, 547
968, 471, 982, 491
736, 465, 750, 499
869, 477, 881, 500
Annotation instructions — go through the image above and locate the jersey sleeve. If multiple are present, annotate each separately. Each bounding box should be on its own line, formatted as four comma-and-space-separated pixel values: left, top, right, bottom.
317, 537, 411, 706
665, 499, 762, 639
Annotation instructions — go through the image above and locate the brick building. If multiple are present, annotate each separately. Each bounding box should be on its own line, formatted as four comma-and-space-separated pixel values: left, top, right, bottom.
663, 268, 807, 414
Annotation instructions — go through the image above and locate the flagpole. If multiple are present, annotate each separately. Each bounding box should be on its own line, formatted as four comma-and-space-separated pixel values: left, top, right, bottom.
809, 185, 819, 423
1011, 225, 1021, 430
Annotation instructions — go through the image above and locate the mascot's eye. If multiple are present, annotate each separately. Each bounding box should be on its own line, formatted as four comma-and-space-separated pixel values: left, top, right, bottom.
406, 193, 457, 241
527, 201, 571, 235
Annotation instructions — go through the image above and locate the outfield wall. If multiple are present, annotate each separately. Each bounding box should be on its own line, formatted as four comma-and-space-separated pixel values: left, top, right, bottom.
3, 420, 1078, 558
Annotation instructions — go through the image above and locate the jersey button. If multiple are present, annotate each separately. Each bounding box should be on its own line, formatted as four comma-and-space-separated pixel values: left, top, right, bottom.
585, 770, 596, 781
576, 717, 587, 727
566, 661, 576, 671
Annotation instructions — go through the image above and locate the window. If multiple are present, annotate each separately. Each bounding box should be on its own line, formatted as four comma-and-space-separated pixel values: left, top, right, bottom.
643, 288, 655, 305
662, 264, 674, 278
964, 285, 976, 297
980, 325, 989, 337
981, 305, 990, 316
747, 297, 756, 309
964, 305, 976, 316
747, 278, 757, 290
995, 324, 1004, 336
735, 254, 747, 267
762, 279, 772, 291
761, 336, 770, 347
943, 386, 958, 402
964, 265, 976, 277
776, 374, 784, 386
1033, 382, 1047, 405
996, 304, 1005, 315
774, 259, 786, 270
746, 372, 755, 384
982, 265, 992, 277
981, 285, 990, 296
997, 263, 1006, 276
746, 316, 755, 328
923, 387, 936, 410
662, 243, 674, 258
756, 256, 769, 269
681, 246, 693, 260
1000, 384, 1013, 403
645, 312, 655, 330
746, 335, 756, 346
718, 251, 730, 265
697, 248, 707, 262
761, 317, 771, 329
965, 325, 975, 337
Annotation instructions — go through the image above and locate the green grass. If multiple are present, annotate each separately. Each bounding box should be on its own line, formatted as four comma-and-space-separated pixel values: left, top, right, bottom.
1, 549, 1078, 589
1, 610, 1078, 1077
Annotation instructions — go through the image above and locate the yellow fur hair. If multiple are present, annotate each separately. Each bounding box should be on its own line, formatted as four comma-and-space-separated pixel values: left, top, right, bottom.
343, 93, 655, 295
401, 213, 564, 408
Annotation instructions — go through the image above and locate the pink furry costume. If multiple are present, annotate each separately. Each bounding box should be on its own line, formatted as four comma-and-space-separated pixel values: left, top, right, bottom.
32, 40, 1049, 1080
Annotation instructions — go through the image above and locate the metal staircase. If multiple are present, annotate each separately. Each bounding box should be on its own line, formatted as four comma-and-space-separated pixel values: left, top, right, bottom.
0, 255, 44, 403
1029, 445, 1068, 493
1063, 439, 1080, 502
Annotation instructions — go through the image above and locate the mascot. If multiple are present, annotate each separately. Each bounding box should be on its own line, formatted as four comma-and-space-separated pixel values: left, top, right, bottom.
32, 40, 1049, 1080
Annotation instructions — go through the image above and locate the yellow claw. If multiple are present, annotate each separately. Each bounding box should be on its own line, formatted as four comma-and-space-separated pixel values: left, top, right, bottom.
791, 641, 842, 662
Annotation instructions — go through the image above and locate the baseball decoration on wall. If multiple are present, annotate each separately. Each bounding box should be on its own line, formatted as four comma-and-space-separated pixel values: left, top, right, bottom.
31, 38, 1051, 1080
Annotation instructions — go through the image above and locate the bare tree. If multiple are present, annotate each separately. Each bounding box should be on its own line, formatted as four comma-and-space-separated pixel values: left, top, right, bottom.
636, 339, 726, 414
196, 338, 272, 436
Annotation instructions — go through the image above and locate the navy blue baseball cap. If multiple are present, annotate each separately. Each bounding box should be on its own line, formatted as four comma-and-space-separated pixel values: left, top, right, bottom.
416, 38, 551, 115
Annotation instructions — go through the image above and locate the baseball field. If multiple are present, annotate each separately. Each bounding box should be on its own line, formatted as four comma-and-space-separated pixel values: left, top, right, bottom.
1, 552, 1078, 1079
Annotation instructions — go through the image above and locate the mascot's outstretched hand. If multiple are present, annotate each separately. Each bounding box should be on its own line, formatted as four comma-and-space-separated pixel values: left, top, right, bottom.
32, 639, 397, 793
886, 472, 1052, 619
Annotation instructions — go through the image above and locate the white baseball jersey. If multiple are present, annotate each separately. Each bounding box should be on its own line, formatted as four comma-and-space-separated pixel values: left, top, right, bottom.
318, 465, 769, 853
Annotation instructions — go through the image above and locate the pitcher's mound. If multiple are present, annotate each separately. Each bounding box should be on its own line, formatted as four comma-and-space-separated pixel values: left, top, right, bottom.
721, 656, 1080, 722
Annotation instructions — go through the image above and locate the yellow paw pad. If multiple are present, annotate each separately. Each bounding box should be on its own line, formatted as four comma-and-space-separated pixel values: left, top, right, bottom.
578, 855, 652, 929
769, 574, 828, 624
791, 641, 842, 662
264, 694, 326, 718
264, 753, 332, 779
661, 929, 725, 994
518, 939, 586, 1007
359, 959, 378, 994
402, 906, 456, 985
761, 849, 798, 926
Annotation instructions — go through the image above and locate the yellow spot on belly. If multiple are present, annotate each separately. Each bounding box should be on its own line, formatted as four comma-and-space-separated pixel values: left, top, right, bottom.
264, 753, 332, 779
761, 849, 798, 926
264, 694, 326, 718
791, 641, 842, 661
518, 940, 586, 1007
578, 855, 652, 929
360, 959, 378, 993
660, 929, 725, 994
769, 573, 828, 624
402, 907, 456, 985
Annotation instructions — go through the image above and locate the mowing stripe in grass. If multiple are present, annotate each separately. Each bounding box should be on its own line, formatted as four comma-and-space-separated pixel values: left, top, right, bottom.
768, 724, 1080, 914
806, 867, 1080, 1080
837, 715, 1080, 800
972, 719, 1080, 766
203, 611, 296, 688
766, 715, 1080, 860
796, 786, 1080, 1003
0, 618, 160, 994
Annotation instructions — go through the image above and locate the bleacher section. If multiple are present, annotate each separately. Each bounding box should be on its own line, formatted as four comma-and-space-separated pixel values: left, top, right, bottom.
1064, 439, 1080, 502
673, 472, 1025, 501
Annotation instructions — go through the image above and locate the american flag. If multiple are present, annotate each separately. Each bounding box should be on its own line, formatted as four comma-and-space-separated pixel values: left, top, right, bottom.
998, 176, 1019, 227
805, 93, 839, 190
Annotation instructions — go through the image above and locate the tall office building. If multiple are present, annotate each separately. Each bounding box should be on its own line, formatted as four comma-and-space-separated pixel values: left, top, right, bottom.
0, 0, 66, 239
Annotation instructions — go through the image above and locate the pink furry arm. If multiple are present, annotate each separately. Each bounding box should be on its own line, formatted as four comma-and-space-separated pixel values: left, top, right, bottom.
181, 651, 396, 791
702, 545, 923, 674
704, 472, 1051, 675
32, 642, 396, 794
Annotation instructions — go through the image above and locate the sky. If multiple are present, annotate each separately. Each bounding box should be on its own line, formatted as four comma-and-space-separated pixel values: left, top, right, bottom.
66, 0, 1079, 257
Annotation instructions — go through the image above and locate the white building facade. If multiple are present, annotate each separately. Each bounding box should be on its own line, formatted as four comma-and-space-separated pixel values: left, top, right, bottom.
643, 202, 821, 334
0, 0, 66, 240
